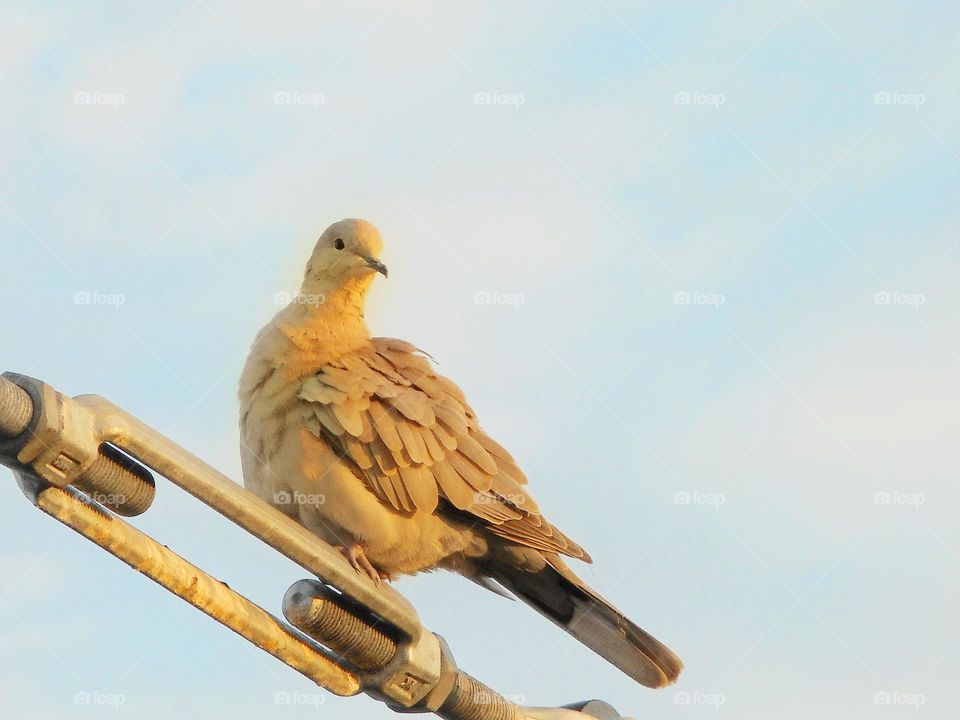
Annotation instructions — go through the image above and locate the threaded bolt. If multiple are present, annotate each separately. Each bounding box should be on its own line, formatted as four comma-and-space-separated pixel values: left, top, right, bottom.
0, 376, 33, 437
438, 672, 518, 720
286, 589, 397, 670
74, 450, 156, 517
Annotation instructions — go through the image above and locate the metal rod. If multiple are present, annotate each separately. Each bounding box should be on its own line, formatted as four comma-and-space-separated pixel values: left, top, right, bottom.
16, 473, 360, 698
70, 392, 423, 638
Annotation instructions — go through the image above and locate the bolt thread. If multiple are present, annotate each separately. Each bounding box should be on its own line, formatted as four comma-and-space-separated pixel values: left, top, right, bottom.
74, 450, 156, 517
293, 594, 397, 670
0, 376, 33, 437
438, 672, 517, 720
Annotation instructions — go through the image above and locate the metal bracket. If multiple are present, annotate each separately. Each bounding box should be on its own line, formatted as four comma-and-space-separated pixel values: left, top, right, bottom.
0, 372, 637, 720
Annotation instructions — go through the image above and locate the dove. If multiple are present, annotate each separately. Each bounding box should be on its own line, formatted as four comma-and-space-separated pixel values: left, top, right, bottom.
238, 218, 683, 688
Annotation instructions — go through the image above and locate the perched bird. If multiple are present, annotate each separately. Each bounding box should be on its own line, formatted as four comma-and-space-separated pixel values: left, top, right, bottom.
239, 219, 683, 688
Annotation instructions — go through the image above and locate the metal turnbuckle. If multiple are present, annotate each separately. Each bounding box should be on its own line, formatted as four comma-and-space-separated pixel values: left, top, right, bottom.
0, 373, 635, 720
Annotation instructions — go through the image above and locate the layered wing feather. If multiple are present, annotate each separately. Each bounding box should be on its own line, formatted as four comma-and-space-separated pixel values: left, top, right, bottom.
297, 337, 590, 561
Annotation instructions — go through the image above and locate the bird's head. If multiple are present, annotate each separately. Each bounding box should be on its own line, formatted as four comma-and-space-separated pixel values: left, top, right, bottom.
301, 218, 388, 298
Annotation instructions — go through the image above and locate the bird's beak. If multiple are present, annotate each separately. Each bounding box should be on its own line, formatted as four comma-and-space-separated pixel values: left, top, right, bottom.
364, 256, 388, 278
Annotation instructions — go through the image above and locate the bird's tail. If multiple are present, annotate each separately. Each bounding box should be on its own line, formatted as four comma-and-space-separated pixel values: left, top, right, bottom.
487, 554, 683, 688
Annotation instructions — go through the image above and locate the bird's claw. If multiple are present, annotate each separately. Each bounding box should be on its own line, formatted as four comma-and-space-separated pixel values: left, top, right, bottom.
336, 544, 386, 585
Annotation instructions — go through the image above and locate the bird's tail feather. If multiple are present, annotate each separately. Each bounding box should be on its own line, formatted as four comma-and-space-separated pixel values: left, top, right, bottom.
487, 554, 682, 688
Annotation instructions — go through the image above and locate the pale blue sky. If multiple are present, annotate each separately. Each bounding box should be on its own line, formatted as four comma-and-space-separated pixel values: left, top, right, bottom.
2, 2, 960, 718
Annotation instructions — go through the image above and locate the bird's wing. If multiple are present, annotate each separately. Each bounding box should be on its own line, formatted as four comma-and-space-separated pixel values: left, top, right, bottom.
297, 336, 590, 562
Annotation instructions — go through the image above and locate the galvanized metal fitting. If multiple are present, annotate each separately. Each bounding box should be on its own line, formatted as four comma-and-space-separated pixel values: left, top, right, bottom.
284, 578, 447, 708
0, 373, 155, 516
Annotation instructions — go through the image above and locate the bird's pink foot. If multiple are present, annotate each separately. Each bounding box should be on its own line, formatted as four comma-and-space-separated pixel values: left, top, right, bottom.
335, 543, 387, 584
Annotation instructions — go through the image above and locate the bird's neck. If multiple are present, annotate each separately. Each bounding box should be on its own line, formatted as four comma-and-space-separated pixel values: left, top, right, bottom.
303, 274, 372, 321
275, 278, 372, 376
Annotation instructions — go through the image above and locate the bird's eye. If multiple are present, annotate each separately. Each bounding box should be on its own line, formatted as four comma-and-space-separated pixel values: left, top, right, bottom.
334, 238, 345, 250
